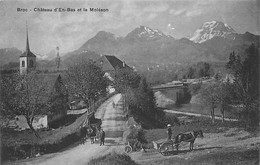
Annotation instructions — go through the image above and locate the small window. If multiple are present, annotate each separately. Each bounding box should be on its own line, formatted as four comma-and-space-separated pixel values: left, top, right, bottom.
22, 61, 25, 67
29, 60, 34, 67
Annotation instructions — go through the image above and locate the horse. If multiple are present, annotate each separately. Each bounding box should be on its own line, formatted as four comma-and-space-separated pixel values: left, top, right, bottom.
86, 125, 99, 144
174, 130, 203, 151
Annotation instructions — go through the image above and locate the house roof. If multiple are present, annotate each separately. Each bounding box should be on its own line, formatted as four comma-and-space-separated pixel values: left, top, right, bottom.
95, 55, 131, 72
35, 73, 67, 103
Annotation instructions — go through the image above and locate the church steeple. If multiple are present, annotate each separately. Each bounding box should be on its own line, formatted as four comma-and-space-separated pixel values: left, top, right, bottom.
26, 22, 30, 52
20, 23, 36, 58
20, 23, 36, 75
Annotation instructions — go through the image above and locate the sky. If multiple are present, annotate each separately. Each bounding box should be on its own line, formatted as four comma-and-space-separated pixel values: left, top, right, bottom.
0, 0, 259, 57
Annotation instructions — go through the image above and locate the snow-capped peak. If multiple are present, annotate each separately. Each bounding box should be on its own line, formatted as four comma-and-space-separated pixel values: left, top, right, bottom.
138, 26, 164, 37
190, 21, 236, 43
126, 26, 170, 40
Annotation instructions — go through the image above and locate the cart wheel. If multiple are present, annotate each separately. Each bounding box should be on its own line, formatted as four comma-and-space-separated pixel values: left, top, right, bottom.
159, 142, 172, 156
125, 145, 132, 153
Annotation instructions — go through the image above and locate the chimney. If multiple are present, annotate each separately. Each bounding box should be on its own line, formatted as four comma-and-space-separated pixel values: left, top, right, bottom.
123, 61, 125, 67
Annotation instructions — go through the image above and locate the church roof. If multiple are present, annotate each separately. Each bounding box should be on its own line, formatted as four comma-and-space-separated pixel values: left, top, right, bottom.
20, 50, 36, 57
96, 55, 131, 72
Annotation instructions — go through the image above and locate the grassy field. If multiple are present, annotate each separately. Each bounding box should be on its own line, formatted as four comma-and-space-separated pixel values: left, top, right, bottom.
138, 148, 259, 165
135, 114, 259, 165
144, 115, 245, 148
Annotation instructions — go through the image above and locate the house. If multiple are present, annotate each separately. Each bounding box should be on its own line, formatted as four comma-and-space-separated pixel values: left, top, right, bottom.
95, 55, 132, 80
95, 55, 132, 93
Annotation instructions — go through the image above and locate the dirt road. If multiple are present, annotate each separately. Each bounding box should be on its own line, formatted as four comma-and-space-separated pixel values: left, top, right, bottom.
6, 94, 126, 165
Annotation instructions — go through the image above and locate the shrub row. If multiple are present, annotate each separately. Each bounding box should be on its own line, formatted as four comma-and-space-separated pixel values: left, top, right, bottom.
2, 92, 117, 162
2, 129, 81, 161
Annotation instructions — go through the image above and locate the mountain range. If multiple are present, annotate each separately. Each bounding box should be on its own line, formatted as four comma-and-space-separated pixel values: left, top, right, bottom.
1, 21, 259, 69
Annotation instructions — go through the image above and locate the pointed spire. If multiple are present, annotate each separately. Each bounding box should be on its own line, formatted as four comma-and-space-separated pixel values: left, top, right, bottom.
20, 22, 36, 57
26, 21, 30, 52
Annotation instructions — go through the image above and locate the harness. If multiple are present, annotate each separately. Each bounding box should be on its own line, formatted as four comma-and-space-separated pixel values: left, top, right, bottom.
184, 132, 196, 142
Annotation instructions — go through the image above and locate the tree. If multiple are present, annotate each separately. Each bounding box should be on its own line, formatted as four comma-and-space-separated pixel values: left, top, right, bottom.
196, 62, 211, 78
65, 60, 109, 110
1, 71, 49, 138
136, 78, 157, 115
226, 44, 259, 127
198, 82, 219, 124
216, 82, 232, 122
186, 67, 195, 79
113, 68, 141, 93
117, 71, 163, 128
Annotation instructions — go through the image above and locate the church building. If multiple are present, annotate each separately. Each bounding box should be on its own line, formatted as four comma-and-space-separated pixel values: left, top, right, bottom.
15, 25, 69, 129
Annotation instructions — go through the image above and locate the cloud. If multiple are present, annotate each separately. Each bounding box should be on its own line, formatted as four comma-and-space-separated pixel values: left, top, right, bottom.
143, 3, 169, 13
185, 9, 202, 17
169, 9, 186, 16
147, 13, 158, 21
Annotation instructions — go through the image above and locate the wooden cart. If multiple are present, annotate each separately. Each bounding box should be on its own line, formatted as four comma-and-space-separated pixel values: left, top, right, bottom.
153, 138, 179, 156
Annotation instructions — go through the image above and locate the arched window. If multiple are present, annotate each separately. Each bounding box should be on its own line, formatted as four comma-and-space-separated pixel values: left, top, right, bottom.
22, 61, 25, 67
29, 60, 34, 67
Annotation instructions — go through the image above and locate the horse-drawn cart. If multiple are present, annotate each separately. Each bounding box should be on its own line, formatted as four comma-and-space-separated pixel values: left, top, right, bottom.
153, 139, 179, 156
153, 130, 204, 156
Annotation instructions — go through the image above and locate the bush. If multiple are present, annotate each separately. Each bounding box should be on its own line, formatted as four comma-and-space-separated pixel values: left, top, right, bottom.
88, 152, 138, 165
163, 113, 180, 126
126, 127, 147, 144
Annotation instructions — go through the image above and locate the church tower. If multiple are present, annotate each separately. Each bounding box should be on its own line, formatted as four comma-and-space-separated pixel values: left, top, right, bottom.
20, 24, 36, 75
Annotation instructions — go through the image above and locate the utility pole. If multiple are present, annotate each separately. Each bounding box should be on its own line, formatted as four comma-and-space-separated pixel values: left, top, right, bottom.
55, 46, 61, 70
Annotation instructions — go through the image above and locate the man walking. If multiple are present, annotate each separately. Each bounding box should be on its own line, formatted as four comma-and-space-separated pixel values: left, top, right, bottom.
100, 128, 105, 146
167, 124, 172, 141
